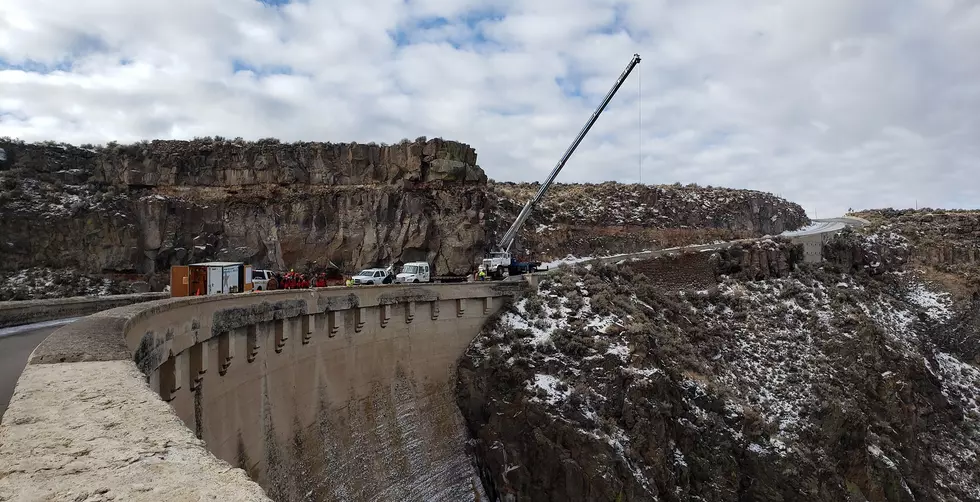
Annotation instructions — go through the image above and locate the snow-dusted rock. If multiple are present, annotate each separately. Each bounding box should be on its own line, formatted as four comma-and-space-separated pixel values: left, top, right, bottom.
457, 262, 980, 501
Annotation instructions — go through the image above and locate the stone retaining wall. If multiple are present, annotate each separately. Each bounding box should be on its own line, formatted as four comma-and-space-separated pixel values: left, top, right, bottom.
0, 292, 169, 328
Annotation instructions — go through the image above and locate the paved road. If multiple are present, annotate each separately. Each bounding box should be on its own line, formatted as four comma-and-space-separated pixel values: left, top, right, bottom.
0, 319, 78, 418
518, 215, 863, 278
778, 217, 866, 238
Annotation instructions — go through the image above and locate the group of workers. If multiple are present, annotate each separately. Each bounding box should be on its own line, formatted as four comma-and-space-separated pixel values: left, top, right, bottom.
259, 266, 493, 292
274, 270, 347, 289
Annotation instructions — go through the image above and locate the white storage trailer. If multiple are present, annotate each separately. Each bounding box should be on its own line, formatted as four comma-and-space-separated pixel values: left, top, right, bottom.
192, 261, 247, 295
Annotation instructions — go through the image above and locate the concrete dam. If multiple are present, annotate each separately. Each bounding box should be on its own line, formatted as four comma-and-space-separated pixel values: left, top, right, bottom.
0, 281, 525, 501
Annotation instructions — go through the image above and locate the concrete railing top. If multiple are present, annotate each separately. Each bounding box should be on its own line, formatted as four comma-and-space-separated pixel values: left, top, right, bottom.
0, 280, 525, 501
29, 281, 525, 366
0, 291, 170, 329
0, 291, 167, 311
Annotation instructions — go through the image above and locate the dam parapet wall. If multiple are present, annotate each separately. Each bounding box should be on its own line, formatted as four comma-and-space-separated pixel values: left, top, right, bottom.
0, 282, 525, 501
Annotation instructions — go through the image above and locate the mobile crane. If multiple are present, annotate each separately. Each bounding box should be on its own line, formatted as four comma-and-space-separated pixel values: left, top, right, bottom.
481, 53, 642, 280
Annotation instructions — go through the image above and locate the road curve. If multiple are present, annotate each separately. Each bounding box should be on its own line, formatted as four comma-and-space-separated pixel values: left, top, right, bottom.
0, 318, 79, 417
778, 217, 865, 238
520, 214, 863, 278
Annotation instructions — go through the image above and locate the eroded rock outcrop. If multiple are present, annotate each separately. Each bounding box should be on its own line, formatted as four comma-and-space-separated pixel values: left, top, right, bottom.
491, 182, 810, 258
457, 231, 980, 501
0, 137, 809, 292
0, 137, 489, 277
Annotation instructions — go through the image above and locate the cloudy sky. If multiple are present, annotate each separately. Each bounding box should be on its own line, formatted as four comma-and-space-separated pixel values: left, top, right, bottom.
1, 0, 978, 217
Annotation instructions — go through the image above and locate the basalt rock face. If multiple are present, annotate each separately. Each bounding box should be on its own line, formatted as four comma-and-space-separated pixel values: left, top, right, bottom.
0, 137, 489, 277
489, 182, 810, 259
95, 137, 487, 187
457, 230, 980, 501
854, 209, 980, 298
0, 137, 809, 291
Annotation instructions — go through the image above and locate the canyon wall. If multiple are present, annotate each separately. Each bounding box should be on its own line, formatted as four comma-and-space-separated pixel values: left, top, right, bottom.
457, 227, 980, 501
0, 138, 488, 278
0, 138, 809, 290
491, 182, 810, 259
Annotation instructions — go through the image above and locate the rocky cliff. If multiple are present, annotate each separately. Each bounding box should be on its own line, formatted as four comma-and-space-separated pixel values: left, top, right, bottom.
0, 137, 808, 295
854, 209, 980, 299
457, 228, 980, 501
0, 137, 489, 282
490, 182, 809, 259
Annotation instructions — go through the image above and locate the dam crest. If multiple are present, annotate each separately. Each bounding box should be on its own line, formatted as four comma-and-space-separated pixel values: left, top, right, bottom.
0, 282, 525, 501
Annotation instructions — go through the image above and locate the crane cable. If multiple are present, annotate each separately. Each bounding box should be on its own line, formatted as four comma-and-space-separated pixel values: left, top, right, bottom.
638, 63, 642, 185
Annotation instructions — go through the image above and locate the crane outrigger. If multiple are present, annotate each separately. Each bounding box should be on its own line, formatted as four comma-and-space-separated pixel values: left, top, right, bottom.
481, 53, 642, 279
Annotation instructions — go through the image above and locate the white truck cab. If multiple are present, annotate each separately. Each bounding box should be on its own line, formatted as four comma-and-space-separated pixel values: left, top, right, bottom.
395, 262, 430, 283
482, 251, 512, 279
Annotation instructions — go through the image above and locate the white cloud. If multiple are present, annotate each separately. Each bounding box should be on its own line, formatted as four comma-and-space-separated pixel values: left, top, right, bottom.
1, 0, 978, 217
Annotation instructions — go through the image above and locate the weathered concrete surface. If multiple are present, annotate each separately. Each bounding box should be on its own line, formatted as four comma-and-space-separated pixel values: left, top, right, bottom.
0, 282, 524, 502
30, 314, 132, 364
0, 361, 270, 502
0, 292, 168, 329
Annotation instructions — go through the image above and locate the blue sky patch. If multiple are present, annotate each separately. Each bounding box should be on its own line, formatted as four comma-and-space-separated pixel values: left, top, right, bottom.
0, 58, 74, 73
232, 59, 294, 76
388, 7, 505, 49
555, 75, 583, 99
0, 33, 107, 74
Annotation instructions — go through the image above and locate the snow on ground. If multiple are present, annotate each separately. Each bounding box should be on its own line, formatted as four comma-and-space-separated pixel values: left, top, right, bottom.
1, 179, 120, 218
708, 272, 966, 449
493, 183, 806, 229
905, 281, 954, 322
0, 267, 124, 300
935, 352, 980, 420
539, 254, 595, 270
930, 351, 980, 497
528, 374, 571, 405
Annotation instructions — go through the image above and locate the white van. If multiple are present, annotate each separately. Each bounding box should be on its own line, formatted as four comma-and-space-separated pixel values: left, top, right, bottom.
395, 262, 430, 283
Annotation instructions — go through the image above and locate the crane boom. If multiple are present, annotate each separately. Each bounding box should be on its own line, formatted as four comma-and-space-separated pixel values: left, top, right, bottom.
496, 53, 642, 253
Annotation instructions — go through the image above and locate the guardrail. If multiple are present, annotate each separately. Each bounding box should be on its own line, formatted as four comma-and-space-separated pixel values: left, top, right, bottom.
0, 292, 170, 329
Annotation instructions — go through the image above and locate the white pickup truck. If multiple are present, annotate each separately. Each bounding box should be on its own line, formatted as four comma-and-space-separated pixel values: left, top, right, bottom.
252, 269, 277, 290
352, 267, 394, 285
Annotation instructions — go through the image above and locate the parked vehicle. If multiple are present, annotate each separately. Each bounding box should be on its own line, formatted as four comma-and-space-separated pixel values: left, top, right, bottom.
480, 255, 543, 280
395, 262, 430, 283
252, 269, 277, 290
352, 266, 393, 285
